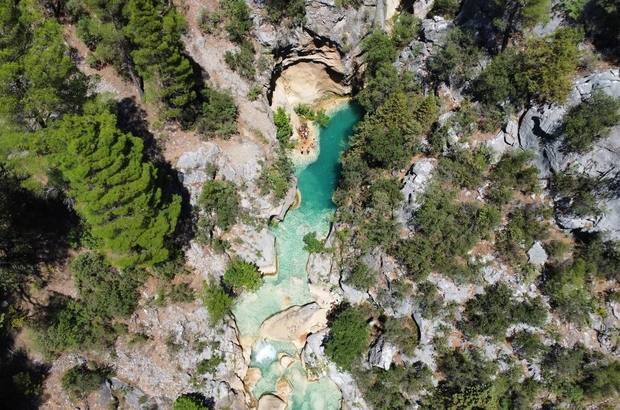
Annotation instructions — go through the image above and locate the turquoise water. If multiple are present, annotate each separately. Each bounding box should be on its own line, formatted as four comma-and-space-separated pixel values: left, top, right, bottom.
233, 102, 363, 408
233, 102, 363, 336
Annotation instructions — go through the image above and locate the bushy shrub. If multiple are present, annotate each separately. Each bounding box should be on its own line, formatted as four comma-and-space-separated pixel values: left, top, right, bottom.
495, 204, 551, 266
258, 148, 294, 200
200, 281, 234, 324
540, 259, 595, 325
438, 147, 490, 189
173, 393, 211, 410
461, 283, 547, 339
223, 260, 262, 293
198, 180, 240, 232
391, 13, 420, 48
61, 364, 112, 399
427, 28, 481, 87
325, 306, 370, 370
223, 40, 256, 79
273, 107, 294, 148
197, 86, 238, 139
551, 172, 602, 217
562, 90, 620, 152
345, 260, 377, 290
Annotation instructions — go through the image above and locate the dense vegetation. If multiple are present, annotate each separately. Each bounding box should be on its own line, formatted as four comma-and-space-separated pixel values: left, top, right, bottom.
2, 0, 620, 407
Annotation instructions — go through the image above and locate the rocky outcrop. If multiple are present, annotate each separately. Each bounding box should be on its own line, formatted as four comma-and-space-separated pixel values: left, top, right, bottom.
368, 335, 398, 370
397, 158, 437, 230
258, 303, 329, 349
114, 305, 247, 410
257, 394, 287, 410
227, 225, 278, 275
517, 69, 620, 238
527, 241, 548, 265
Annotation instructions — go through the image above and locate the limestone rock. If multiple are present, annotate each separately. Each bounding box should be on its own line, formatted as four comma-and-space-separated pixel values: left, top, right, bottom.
527, 241, 548, 265
259, 303, 328, 349
227, 225, 277, 275
176, 143, 220, 204
340, 282, 368, 305
302, 329, 328, 373
307, 252, 333, 284
327, 364, 370, 410
279, 354, 295, 369
421, 17, 453, 45
397, 158, 437, 228
413, 0, 435, 19
89, 380, 117, 410
368, 336, 398, 370
257, 394, 287, 410
485, 131, 509, 159
274, 175, 298, 221
113, 305, 247, 410
427, 273, 477, 303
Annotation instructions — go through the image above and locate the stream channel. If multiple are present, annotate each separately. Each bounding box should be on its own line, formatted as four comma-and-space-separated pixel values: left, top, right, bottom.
232, 102, 363, 408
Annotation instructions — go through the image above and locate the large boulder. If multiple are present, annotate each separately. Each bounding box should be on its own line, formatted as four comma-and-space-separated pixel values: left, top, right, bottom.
368, 336, 398, 370
227, 225, 278, 275
397, 158, 437, 229
259, 303, 328, 349
421, 16, 454, 45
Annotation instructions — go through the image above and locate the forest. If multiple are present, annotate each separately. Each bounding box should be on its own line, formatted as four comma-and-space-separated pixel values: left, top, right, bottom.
1, 0, 620, 408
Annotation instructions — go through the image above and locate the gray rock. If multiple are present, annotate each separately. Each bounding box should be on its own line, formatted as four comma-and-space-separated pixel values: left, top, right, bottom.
340, 282, 368, 304
368, 336, 398, 370
400, 158, 437, 213
90, 380, 117, 410
421, 17, 453, 45
531, 13, 563, 37
302, 329, 328, 372
527, 241, 548, 265
177, 143, 219, 170
327, 364, 369, 410
307, 252, 333, 284
227, 226, 277, 275
413, 0, 435, 19
485, 131, 509, 158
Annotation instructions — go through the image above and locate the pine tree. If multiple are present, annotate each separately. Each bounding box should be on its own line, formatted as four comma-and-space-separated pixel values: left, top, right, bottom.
123, 0, 196, 121
49, 101, 181, 267
0, 2, 89, 128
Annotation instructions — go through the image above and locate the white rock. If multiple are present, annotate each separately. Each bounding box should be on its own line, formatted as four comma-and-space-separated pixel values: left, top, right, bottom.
527, 241, 548, 265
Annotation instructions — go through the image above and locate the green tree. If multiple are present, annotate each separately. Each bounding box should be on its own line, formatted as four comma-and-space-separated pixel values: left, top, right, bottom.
475, 28, 580, 107
197, 86, 238, 139
492, 0, 550, 51
173, 394, 211, 410
198, 179, 239, 231
61, 364, 112, 399
0, 9, 89, 129
391, 13, 420, 48
123, 0, 196, 121
223, 260, 262, 293
541, 259, 595, 325
562, 90, 620, 152
221, 0, 252, 43
325, 306, 370, 370
201, 280, 234, 324
427, 28, 481, 87
273, 107, 294, 148
49, 101, 181, 267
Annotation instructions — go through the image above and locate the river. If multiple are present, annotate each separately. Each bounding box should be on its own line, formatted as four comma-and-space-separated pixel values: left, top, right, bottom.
233, 102, 363, 408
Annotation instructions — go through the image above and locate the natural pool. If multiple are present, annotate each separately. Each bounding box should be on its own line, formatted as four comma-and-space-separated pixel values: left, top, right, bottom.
232, 102, 363, 408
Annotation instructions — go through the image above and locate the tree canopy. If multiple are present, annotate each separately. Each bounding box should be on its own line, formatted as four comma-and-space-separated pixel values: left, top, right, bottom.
49, 101, 181, 267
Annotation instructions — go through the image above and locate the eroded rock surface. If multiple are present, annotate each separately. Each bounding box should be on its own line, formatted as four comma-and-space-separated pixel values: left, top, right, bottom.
259, 303, 328, 349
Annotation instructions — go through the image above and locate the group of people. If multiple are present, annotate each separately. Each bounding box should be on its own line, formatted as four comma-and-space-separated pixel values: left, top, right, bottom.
299, 122, 315, 155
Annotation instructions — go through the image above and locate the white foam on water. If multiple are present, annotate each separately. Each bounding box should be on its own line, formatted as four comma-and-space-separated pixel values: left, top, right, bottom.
253, 339, 277, 364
